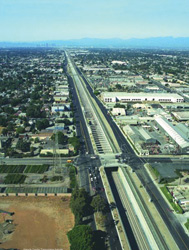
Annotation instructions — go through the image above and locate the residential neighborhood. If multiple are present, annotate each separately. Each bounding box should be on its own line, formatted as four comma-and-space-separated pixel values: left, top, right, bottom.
0, 48, 79, 158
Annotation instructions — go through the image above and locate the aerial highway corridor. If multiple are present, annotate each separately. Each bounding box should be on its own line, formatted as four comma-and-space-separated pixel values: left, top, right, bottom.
66, 52, 120, 154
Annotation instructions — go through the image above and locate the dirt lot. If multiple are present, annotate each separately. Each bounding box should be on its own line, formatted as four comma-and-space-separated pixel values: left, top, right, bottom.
0, 196, 74, 250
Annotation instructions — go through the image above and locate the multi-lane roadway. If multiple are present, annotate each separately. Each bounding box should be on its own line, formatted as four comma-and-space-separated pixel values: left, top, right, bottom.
63, 54, 122, 250
68, 53, 189, 250
2, 51, 188, 249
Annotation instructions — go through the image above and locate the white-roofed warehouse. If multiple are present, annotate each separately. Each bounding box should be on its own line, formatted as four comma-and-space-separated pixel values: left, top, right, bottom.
102, 92, 184, 103
155, 116, 189, 153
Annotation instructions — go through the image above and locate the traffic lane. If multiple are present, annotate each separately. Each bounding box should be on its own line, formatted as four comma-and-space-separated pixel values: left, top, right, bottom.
76, 158, 98, 194
72, 91, 93, 154
79, 70, 136, 155
84, 159, 122, 250
1, 158, 54, 165
78, 165, 90, 193
147, 185, 189, 250
78, 160, 96, 231
90, 172, 122, 250
64, 61, 93, 194
77, 65, 189, 164
66, 73, 94, 155
106, 169, 139, 250
76, 65, 189, 248
137, 168, 189, 250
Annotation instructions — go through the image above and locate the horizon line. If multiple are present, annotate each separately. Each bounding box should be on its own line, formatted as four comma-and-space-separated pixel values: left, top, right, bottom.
0, 36, 189, 43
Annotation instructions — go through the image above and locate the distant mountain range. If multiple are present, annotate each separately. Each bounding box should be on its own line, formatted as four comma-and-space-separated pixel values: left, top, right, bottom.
0, 37, 189, 48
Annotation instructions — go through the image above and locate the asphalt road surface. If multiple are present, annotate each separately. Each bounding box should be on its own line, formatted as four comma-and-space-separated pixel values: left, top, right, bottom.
75, 65, 189, 250
64, 56, 122, 250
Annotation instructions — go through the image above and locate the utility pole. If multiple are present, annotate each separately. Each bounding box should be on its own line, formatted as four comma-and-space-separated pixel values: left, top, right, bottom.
53, 123, 62, 175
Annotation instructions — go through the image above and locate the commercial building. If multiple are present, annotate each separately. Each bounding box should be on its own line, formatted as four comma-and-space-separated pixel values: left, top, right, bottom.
102, 92, 184, 103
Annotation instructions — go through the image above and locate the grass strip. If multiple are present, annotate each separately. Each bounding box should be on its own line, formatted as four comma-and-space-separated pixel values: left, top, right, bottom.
4, 174, 26, 184
184, 219, 189, 231
69, 165, 77, 189
160, 186, 183, 214
0, 165, 25, 173
24, 165, 49, 173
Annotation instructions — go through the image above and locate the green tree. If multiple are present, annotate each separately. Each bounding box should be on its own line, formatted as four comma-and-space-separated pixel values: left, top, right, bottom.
94, 90, 100, 96
7, 122, 15, 131
30, 91, 40, 100
26, 105, 46, 118
126, 104, 131, 111
11, 98, 22, 107
0, 116, 8, 127
114, 103, 125, 109
63, 118, 72, 126
51, 131, 68, 145
68, 136, 80, 153
2, 128, 8, 136
36, 119, 49, 131
34, 137, 40, 143
16, 139, 30, 152
16, 127, 25, 134
91, 195, 106, 212
67, 225, 94, 250
115, 83, 122, 90
3, 106, 14, 114
70, 188, 90, 225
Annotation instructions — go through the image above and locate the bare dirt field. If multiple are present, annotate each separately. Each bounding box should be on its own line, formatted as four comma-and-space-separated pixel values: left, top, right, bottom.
0, 196, 74, 250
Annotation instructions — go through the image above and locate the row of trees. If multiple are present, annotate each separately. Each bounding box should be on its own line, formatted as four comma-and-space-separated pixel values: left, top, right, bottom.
68, 188, 94, 250
67, 187, 107, 250
67, 225, 94, 250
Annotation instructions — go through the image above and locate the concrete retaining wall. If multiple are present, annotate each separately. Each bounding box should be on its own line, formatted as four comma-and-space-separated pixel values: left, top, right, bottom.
118, 167, 159, 250
0, 193, 71, 197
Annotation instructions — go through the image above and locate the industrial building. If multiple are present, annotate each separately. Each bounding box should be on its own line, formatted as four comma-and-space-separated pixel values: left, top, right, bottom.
112, 108, 126, 116
102, 92, 184, 103
138, 127, 157, 144
171, 112, 189, 121
155, 116, 189, 153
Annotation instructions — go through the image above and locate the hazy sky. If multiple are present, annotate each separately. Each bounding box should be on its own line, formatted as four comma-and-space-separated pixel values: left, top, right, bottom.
0, 0, 188, 41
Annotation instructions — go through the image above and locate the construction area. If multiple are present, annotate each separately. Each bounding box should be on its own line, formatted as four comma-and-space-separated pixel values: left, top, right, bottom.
0, 195, 74, 249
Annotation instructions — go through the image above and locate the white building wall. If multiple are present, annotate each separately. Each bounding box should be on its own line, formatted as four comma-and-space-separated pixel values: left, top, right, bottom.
103, 93, 184, 103
104, 97, 117, 102
52, 106, 65, 112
